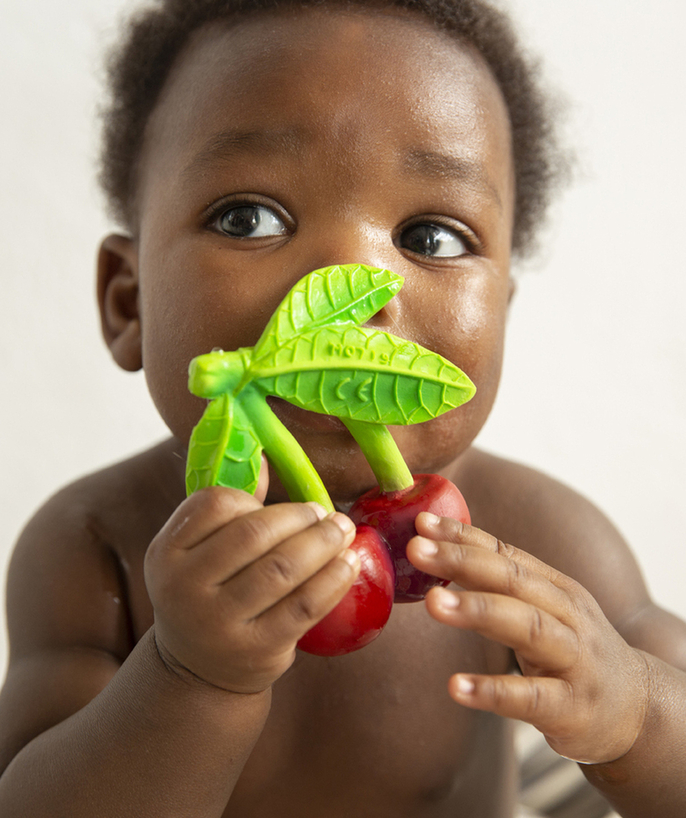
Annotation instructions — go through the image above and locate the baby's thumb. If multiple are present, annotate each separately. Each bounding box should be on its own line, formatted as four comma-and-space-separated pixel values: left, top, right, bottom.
254, 454, 270, 504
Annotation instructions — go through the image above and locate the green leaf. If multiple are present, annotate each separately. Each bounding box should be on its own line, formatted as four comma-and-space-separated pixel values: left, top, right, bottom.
185, 393, 233, 494
251, 264, 403, 362
185, 392, 263, 495
251, 325, 476, 425
215, 399, 263, 495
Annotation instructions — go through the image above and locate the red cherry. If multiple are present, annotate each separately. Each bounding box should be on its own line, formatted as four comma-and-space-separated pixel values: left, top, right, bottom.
349, 474, 470, 602
297, 525, 395, 657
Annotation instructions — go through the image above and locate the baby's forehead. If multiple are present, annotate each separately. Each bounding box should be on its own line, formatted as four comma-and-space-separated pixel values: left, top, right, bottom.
139, 8, 513, 185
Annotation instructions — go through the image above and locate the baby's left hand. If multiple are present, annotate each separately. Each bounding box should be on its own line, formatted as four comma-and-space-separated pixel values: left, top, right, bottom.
408, 513, 651, 765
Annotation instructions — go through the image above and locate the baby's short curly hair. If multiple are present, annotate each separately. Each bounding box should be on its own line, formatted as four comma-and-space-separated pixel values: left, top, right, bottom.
99, 0, 567, 258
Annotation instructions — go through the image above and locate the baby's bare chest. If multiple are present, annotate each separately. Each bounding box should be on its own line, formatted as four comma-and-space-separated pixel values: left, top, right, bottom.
225, 606, 517, 817
121, 526, 516, 816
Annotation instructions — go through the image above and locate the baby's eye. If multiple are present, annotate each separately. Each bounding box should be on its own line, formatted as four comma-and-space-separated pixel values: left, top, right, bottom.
216, 204, 287, 238
399, 223, 469, 258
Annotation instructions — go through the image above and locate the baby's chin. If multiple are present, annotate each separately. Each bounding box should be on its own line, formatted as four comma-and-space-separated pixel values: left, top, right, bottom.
263, 403, 466, 510
264, 429, 380, 511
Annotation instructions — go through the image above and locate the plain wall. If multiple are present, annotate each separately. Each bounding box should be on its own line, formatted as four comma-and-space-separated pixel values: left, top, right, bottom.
1, 0, 684, 678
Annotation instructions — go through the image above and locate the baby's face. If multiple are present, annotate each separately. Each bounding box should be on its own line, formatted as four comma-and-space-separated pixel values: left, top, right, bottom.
124, 7, 515, 504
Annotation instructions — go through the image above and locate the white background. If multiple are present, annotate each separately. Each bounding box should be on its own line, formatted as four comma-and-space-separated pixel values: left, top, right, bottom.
0, 0, 684, 678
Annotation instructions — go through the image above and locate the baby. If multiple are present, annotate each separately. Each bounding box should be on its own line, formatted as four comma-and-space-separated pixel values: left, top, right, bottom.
1, 1, 685, 816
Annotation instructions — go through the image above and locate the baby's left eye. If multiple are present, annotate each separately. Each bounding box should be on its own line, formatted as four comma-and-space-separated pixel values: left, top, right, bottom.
399, 223, 469, 258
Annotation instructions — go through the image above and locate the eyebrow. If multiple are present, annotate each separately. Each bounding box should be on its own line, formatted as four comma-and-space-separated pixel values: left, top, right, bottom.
403, 147, 503, 209
183, 128, 503, 208
183, 128, 304, 178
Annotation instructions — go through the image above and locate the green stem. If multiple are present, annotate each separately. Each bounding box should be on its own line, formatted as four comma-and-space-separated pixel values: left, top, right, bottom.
241, 386, 335, 512
341, 418, 413, 493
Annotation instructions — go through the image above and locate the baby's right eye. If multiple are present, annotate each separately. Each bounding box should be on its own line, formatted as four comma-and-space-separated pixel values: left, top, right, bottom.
215, 204, 287, 238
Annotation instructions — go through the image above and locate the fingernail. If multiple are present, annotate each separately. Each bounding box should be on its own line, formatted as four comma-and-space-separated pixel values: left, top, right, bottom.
434, 587, 459, 610
306, 502, 327, 520
170, 515, 191, 538
455, 676, 475, 696
421, 512, 440, 526
341, 548, 361, 569
415, 536, 438, 557
329, 512, 355, 534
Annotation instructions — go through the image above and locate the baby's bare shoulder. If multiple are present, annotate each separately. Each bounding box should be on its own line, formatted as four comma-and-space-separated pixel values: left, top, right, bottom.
1, 439, 186, 770
17, 438, 184, 556
455, 448, 650, 622
457, 448, 686, 672
6, 438, 185, 651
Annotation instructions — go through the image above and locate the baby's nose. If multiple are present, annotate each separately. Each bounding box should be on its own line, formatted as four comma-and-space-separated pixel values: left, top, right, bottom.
299, 220, 397, 279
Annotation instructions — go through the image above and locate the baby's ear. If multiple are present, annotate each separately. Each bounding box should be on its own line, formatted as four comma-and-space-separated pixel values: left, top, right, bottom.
97, 234, 142, 372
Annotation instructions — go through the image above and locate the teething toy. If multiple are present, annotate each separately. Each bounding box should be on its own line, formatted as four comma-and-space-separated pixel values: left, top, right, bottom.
185, 264, 475, 653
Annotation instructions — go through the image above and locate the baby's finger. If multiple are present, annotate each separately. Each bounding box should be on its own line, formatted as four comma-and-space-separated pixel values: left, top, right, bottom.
415, 515, 568, 583
158, 485, 264, 549
447, 672, 576, 737
254, 453, 270, 504
226, 513, 357, 618
426, 587, 579, 672
192, 501, 334, 580
408, 534, 573, 619
255, 547, 362, 642
149, 494, 330, 591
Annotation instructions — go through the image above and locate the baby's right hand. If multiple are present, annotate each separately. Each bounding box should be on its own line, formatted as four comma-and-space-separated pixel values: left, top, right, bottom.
144, 484, 359, 694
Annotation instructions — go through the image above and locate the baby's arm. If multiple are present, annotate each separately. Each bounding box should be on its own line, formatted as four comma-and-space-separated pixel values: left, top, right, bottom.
408, 512, 686, 817
0, 480, 359, 816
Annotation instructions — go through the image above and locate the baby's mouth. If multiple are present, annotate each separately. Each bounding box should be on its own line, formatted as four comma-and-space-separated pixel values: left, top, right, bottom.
267, 397, 348, 435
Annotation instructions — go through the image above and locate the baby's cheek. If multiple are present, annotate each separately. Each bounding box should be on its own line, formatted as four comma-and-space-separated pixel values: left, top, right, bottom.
142, 346, 205, 444
392, 414, 474, 476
